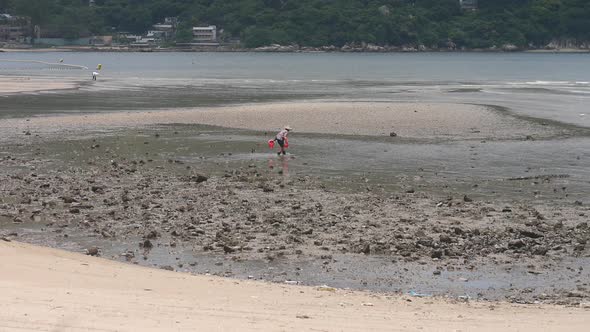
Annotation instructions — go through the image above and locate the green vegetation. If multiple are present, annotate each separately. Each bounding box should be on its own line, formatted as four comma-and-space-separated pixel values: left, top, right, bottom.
2, 0, 590, 48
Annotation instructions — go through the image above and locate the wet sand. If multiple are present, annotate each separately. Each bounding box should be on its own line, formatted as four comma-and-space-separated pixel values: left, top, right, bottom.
0, 76, 81, 94
1, 240, 588, 332
0, 101, 569, 141
169, 102, 559, 139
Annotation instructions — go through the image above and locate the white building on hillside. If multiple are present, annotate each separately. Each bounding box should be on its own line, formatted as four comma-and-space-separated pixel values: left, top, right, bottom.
192, 26, 217, 43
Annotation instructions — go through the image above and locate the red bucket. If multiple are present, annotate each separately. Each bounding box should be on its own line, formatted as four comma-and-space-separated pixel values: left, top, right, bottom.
268, 139, 275, 149
284, 137, 289, 148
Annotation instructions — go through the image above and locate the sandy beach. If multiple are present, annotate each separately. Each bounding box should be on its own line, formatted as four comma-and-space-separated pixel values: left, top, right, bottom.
0, 240, 588, 332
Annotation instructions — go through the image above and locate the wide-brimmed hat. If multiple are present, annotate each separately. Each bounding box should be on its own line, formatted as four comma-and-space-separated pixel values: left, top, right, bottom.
284, 125, 293, 131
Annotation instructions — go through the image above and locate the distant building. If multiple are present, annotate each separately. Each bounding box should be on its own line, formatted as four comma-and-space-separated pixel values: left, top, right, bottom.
88, 0, 96, 7
459, 0, 478, 10
135, 36, 157, 45
116, 32, 142, 44
150, 17, 178, 40
164, 17, 178, 26
0, 14, 30, 44
151, 25, 173, 39
147, 30, 166, 39
192, 26, 217, 43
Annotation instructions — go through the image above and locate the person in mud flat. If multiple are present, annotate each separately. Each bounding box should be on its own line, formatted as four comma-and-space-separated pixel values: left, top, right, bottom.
275, 125, 292, 156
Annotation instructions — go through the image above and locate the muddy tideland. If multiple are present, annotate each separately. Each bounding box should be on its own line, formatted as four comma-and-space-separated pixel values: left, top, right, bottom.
1, 98, 589, 307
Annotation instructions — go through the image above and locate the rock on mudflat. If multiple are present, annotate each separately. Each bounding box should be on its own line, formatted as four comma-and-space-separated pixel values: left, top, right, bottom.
190, 174, 208, 183
85, 247, 100, 256
140, 239, 153, 250
223, 245, 238, 254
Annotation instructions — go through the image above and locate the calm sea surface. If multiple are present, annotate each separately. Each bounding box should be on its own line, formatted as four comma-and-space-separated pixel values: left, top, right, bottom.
0, 52, 589, 127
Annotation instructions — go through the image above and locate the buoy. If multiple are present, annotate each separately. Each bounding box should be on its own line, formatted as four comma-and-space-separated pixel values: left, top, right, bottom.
268, 139, 275, 149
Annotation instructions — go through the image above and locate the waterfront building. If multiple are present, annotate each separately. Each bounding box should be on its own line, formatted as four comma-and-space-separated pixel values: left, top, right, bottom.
192, 26, 217, 43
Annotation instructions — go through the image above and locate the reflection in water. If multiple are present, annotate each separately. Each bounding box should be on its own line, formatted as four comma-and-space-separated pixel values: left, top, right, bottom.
268, 155, 290, 176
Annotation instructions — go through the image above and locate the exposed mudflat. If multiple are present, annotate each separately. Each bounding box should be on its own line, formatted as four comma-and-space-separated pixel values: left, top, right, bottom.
1, 124, 588, 305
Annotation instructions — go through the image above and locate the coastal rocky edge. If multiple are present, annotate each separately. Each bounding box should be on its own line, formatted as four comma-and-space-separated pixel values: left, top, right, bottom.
252, 41, 590, 53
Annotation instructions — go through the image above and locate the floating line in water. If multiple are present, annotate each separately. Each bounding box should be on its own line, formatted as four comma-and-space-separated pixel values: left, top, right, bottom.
0, 59, 89, 70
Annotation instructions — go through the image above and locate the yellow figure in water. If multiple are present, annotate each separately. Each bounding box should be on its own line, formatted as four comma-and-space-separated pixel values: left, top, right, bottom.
96, 64, 102, 70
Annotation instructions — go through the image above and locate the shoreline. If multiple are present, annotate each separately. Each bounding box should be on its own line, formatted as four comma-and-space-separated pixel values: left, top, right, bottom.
2, 46, 590, 54
0, 240, 588, 332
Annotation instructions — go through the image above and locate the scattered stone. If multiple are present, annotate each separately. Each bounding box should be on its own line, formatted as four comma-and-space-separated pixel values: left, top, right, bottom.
160, 265, 174, 271
191, 174, 208, 183
302, 228, 313, 235
431, 250, 443, 259
91, 185, 104, 193
508, 239, 526, 249
439, 234, 453, 243
144, 230, 159, 239
141, 239, 153, 250
62, 196, 77, 203
85, 247, 100, 256
223, 245, 237, 254
520, 230, 543, 239
566, 291, 585, 298
361, 244, 371, 255
389, 132, 397, 137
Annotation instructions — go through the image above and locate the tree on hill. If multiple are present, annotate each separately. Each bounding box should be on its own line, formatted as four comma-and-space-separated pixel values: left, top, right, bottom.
2, 0, 589, 48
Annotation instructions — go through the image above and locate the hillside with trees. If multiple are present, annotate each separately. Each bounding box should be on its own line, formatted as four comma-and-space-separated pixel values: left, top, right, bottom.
1, 0, 589, 49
